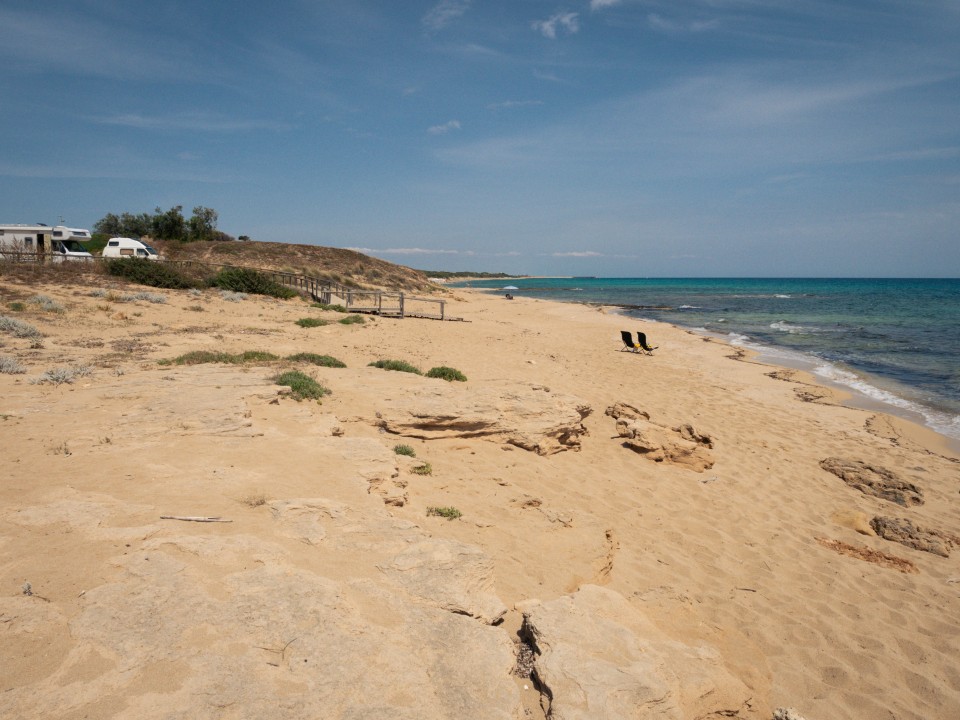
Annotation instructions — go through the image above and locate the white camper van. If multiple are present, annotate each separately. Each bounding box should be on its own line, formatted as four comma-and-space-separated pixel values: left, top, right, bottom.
0, 224, 94, 262
102, 237, 161, 260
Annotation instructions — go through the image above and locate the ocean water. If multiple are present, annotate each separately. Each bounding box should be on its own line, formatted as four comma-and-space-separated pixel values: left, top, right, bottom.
459, 278, 960, 443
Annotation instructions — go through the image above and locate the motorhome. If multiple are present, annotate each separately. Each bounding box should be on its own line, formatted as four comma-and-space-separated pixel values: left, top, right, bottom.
0, 224, 94, 262
101, 237, 161, 260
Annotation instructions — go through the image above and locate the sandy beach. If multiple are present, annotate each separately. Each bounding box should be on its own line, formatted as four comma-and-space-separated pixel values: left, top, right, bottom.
2, 276, 959, 719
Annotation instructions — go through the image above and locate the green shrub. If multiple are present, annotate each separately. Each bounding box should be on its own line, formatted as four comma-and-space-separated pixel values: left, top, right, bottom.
105, 258, 194, 289
339, 315, 365, 325
274, 370, 329, 401
411, 462, 433, 476
393, 444, 416, 457
368, 359, 422, 375
427, 506, 461, 520
7, 302, 25, 312
286, 353, 346, 368
159, 350, 278, 366
426, 366, 467, 382
159, 350, 232, 366
237, 350, 280, 363
311, 302, 347, 313
210, 267, 298, 299
295, 317, 329, 328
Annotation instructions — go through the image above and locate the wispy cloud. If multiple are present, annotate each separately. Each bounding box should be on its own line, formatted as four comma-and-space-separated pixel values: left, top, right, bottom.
553, 251, 603, 257
92, 113, 291, 133
349, 247, 466, 255
0, 7, 197, 81
648, 13, 719, 33
866, 146, 960, 162
532, 12, 580, 39
590, 0, 622, 10
422, 0, 471, 33
428, 120, 462, 135
533, 69, 564, 83
487, 100, 544, 110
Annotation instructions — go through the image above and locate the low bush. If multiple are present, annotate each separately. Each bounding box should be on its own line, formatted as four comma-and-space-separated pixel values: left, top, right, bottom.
7, 302, 25, 312
105, 258, 195, 289
30, 365, 92, 386
237, 350, 280, 363
124, 292, 166, 304
27, 295, 65, 313
426, 506, 461, 521
159, 350, 279, 366
295, 317, 328, 328
286, 353, 346, 368
339, 315, 365, 325
311, 302, 347, 313
368, 359, 422, 375
0, 356, 26, 374
411, 462, 433, 476
425, 366, 467, 382
274, 370, 329, 401
0, 316, 42, 339
393, 444, 416, 457
210, 267, 298, 299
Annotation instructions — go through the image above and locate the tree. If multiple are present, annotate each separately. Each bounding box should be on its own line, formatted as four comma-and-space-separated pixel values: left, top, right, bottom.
120, 212, 153, 238
93, 213, 122, 236
151, 205, 186, 241
187, 206, 218, 242
94, 204, 224, 242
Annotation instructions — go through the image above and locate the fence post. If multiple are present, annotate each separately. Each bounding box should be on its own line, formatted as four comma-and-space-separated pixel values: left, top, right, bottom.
399, 292, 405, 319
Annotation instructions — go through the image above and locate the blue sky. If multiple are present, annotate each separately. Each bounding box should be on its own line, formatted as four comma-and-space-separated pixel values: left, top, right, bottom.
1, 1, 958, 277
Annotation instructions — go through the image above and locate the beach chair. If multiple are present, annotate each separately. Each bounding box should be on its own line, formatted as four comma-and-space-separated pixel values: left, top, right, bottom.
636, 331, 657, 354
620, 331, 640, 353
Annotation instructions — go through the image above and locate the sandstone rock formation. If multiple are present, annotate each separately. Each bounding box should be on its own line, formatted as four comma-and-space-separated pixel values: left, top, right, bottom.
378, 539, 507, 624
605, 403, 714, 472
519, 584, 752, 719
870, 516, 954, 558
1, 497, 522, 720
819, 458, 923, 506
376, 382, 592, 455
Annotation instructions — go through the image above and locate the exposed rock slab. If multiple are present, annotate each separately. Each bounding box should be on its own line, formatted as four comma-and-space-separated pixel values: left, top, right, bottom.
870, 516, 954, 558
378, 539, 507, 624
1, 500, 522, 720
376, 382, 592, 455
819, 458, 923, 506
520, 584, 751, 719
606, 403, 714, 472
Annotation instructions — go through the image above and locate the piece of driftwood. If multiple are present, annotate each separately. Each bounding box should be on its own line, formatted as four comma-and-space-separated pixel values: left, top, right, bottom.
160, 515, 232, 523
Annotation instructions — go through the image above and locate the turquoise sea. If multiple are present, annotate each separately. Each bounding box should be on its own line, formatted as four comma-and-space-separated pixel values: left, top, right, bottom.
457, 278, 960, 444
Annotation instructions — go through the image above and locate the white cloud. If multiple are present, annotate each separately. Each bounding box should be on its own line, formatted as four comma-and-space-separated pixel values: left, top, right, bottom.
487, 100, 544, 110
590, 0, 622, 10
349, 247, 463, 255
428, 120, 462, 135
422, 0, 471, 33
552, 251, 603, 257
532, 12, 580, 39
92, 113, 290, 133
